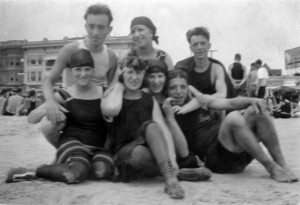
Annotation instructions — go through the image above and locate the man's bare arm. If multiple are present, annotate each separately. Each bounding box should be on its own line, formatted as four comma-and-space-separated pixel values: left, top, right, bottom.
43, 44, 73, 123
213, 64, 227, 98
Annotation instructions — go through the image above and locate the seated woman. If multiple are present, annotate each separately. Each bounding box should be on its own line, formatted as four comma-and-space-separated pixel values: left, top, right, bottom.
144, 59, 211, 171
6, 49, 114, 184
108, 56, 184, 199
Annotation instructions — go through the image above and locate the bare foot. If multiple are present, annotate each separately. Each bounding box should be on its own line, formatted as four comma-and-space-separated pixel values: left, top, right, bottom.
282, 166, 299, 182
269, 164, 295, 183
165, 179, 185, 199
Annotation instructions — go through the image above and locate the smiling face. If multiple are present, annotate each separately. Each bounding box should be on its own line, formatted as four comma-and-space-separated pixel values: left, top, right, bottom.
85, 14, 112, 46
123, 67, 145, 91
189, 35, 211, 60
130, 25, 153, 48
146, 72, 166, 94
72, 66, 94, 86
167, 77, 189, 106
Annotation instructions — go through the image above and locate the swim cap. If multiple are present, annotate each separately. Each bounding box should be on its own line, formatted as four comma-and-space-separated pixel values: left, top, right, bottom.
146, 59, 168, 77
70, 49, 94, 68
131, 16, 159, 44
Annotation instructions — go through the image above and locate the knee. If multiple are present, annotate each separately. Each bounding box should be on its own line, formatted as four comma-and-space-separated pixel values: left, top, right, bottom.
129, 146, 153, 167
225, 111, 246, 128
145, 122, 163, 139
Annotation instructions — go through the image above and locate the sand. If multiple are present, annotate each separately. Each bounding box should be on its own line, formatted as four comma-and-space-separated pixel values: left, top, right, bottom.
0, 116, 299, 205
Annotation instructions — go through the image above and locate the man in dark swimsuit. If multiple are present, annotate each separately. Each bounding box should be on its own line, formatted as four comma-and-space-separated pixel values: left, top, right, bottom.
175, 27, 235, 121
175, 27, 235, 99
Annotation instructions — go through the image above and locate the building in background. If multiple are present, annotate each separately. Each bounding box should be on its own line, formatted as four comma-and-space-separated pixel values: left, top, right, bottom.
0, 40, 27, 89
0, 36, 132, 90
285, 46, 300, 76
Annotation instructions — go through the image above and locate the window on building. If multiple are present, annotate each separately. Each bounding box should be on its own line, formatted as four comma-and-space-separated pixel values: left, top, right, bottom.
10, 61, 14, 66
46, 59, 55, 66
38, 55, 43, 65
30, 59, 36, 65
38, 71, 42, 81
27, 71, 30, 82
9, 73, 15, 82
31, 71, 36, 81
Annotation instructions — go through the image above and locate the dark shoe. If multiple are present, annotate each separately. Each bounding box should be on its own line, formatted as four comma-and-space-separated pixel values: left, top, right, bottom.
6, 167, 36, 183
178, 167, 212, 181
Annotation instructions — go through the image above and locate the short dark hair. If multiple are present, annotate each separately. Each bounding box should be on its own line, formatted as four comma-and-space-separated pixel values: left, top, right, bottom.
119, 56, 148, 83
168, 69, 189, 84
84, 4, 113, 25
186, 27, 210, 43
255, 59, 262, 65
234, 53, 241, 61
28, 90, 36, 97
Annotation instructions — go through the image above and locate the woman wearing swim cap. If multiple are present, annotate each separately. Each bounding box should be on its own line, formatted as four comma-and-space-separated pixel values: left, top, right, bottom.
7, 49, 115, 184
120, 16, 173, 70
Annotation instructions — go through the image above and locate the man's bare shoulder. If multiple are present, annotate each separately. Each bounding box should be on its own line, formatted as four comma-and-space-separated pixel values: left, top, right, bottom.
211, 62, 224, 72
118, 49, 131, 63
61, 41, 79, 53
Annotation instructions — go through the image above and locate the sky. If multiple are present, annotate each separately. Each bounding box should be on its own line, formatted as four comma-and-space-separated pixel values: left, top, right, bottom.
1, 0, 300, 74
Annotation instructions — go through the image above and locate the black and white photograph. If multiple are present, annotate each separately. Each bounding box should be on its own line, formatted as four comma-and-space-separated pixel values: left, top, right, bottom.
0, 0, 300, 204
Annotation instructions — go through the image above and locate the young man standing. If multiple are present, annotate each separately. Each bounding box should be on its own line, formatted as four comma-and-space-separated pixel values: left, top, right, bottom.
228, 53, 247, 96
43, 4, 118, 124
255, 59, 269, 98
175, 27, 235, 99
175, 27, 235, 122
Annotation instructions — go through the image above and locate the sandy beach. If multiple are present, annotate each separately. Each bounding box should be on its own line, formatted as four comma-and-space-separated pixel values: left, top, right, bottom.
0, 115, 299, 205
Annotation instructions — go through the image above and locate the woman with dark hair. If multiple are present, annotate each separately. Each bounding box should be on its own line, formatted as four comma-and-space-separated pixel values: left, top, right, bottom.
6, 49, 114, 184
144, 59, 212, 177
120, 16, 173, 70
109, 56, 184, 199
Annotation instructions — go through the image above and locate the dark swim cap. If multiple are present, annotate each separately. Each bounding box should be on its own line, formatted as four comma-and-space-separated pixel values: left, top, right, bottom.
70, 49, 94, 68
131, 16, 159, 44
145, 59, 168, 77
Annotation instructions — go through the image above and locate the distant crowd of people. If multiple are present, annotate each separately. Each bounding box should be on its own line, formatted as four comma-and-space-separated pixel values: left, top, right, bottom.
0, 88, 44, 116
3, 3, 298, 200
227, 53, 300, 118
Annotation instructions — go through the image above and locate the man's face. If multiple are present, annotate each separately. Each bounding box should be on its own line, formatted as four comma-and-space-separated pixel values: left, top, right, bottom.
189, 35, 211, 60
85, 14, 112, 46
167, 77, 189, 106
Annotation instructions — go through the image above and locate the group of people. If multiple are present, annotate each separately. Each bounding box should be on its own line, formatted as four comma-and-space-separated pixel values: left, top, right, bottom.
0, 88, 42, 116
228, 53, 270, 99
5, 3, 298, 200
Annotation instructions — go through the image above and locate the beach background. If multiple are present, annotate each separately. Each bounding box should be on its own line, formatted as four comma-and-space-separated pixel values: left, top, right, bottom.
0, 115, 299, 205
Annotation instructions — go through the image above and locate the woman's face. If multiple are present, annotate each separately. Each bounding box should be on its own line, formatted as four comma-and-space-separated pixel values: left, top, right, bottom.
146, 72, 166, 94
72, 66, 94, 86
123, 67, 145, 91
167, 77, 189, 106
130, 25, 153, 48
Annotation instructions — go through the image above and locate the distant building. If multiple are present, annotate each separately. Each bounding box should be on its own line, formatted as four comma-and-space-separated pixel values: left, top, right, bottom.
285, 46, 300, 76
0, 36, 132, 90
0, 40, 27, 89
269, 69, 282, 76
